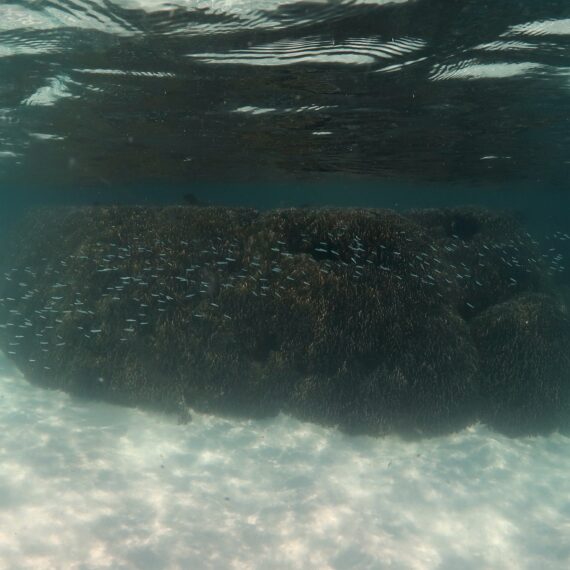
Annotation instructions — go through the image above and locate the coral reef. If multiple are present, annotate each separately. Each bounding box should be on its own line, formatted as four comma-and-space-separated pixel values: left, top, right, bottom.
0, 205, 567, 437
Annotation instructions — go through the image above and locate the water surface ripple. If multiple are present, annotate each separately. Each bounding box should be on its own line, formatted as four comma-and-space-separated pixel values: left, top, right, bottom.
0, 0, 569, 188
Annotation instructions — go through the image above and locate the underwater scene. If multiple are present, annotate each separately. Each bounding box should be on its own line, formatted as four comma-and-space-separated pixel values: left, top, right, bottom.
1, 1, 570, 568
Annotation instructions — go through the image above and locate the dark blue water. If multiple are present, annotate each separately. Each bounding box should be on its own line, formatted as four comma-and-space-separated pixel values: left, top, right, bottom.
1, 0, 569, 201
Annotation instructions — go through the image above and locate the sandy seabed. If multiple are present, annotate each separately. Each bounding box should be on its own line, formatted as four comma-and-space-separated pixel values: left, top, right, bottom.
0, 353, 569, 570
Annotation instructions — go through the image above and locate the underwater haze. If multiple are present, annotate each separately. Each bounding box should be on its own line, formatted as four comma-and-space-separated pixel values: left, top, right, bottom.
1, 1, 570, 569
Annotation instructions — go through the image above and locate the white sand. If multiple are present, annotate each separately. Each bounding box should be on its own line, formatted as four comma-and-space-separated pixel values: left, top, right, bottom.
0, 353, 569, 570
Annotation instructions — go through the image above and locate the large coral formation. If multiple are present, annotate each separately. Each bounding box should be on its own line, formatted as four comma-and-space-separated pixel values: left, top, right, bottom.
471, 293, 570, 436
0, 205, 568, 437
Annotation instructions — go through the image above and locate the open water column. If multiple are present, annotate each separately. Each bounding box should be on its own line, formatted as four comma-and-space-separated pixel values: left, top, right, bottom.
0, 1, 570, 569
